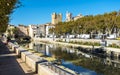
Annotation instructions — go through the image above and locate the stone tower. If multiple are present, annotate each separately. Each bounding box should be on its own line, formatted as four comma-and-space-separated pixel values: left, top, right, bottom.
57, 13, 62, 23
51, 12, 62, 25
66, 11, 72, 22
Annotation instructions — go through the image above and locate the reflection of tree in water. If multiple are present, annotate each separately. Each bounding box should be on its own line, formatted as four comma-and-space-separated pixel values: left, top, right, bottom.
51, 47, 120, 75
73, 57, 120, 75
51, 47, 79, 61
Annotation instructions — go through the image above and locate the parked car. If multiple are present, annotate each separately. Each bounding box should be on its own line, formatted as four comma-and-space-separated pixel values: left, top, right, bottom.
80, 34, 90, 39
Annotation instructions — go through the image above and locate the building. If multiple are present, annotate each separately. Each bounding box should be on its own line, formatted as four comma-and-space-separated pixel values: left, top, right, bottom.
38, 24, 46, 37
45, 23, 55, 38
66, 12, 83, 22
28, 23, 55, 38
73, 14, 83, 21
51, 12, 62, 25
18, 25, 29, 36
28, 25, 40, 38
66, 11, 72, 22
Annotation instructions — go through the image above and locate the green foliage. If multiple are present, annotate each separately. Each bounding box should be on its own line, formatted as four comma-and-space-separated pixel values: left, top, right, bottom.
57, 39, 100, 46
12, 27, 18, 34
0, 0, 20, 33
73, 57, 120, 75
51, 47, 79, 60
52, 11, 120, 38
108, 43, 120, 48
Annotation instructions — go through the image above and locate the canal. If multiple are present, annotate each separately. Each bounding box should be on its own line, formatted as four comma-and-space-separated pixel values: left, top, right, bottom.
22, 42, 120, 75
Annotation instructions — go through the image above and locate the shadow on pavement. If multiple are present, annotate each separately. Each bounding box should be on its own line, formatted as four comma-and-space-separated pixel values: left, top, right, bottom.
0, 40, 26, 75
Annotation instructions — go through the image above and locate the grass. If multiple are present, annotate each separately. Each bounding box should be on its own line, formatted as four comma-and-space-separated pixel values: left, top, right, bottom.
108, 43, 120, 48
57, 39, 120, 48
57, 39, 100, 46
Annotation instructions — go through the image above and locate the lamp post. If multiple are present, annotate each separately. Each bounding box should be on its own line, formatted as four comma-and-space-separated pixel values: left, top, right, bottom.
65, 32, 69, 42
79, 25, 81, 39
52, 31, 54, 41
52, 28, 55, 41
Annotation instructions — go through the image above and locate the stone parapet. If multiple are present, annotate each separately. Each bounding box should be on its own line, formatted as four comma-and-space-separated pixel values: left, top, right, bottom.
38, 62, 58, 75
21, 51, 32, 62
26, 54, 45, 72
15, 47, 27, 57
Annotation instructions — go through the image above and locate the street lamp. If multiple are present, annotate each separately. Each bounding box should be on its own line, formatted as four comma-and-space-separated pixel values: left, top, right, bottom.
79, 25, 82, 39
52, 28, 55, 41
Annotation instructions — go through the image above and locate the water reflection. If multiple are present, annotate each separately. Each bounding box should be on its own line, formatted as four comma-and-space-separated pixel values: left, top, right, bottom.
24, 42, 120, 75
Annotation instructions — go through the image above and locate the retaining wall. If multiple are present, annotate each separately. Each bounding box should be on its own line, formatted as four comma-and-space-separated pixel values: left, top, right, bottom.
25, 54, 44, 72
21, 51, 32, 62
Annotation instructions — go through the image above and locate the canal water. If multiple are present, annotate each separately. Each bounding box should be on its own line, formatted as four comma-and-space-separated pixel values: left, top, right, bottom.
23, 42, 120, 75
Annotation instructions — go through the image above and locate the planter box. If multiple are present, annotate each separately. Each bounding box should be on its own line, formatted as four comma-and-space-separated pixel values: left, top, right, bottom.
26, 54, 45, 72
21, 51, 32, 62
38, 63, 58, 75
16, 47, 27, 57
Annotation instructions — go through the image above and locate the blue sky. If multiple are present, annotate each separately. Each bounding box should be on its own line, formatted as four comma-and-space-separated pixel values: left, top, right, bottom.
10, 0, 120, 26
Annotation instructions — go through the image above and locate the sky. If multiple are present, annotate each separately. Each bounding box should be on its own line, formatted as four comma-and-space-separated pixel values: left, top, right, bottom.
10, 0, 120, 26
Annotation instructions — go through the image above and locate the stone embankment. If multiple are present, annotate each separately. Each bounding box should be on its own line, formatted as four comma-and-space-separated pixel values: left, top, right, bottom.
8, 42, 76, 75
34, 38, 120, 58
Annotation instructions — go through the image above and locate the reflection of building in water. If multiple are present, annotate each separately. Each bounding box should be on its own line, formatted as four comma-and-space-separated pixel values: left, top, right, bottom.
34, 44, 41, 52
45, 45, 50, 56
29, 43, 120, 68
34, 43, 46, 53
31, 43, 51, 56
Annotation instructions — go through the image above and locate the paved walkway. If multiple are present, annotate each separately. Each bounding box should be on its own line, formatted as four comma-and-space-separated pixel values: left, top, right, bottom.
0, 40, 37, 75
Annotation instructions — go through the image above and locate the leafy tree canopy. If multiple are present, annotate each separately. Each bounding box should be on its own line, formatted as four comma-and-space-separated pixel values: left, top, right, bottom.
51, 11, 120, 38
0, 0, 20, 33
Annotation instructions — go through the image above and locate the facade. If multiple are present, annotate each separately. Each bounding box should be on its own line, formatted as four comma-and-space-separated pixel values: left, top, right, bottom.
45, 23, 55, 38
18, 25, 29, 36
28, 25, 39, 38
28, 23, 55, 38
66, 11, 72, 22
51, 13, 62, 25
66, 12, 83, 22
73, 14, 83, 21
39, 24, 46, 37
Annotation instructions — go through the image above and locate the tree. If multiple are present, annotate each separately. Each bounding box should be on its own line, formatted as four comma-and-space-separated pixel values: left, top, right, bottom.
0, 0, 20, 34
51, 11, 120, 38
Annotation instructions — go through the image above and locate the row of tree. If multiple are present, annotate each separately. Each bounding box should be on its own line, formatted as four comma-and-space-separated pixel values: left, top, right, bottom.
0, 0, 20, 34
50, 11, 120, 38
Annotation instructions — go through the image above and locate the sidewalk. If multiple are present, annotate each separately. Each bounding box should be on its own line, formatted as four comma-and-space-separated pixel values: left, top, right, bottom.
0, 40, 37, 75
0, 40, 26, 75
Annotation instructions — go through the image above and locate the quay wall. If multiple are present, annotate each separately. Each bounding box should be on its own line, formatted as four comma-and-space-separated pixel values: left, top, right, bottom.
21, 51, 32, 62
8, 42, 74, 75
33, 38, 120, 45
34, 38, 120, 57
